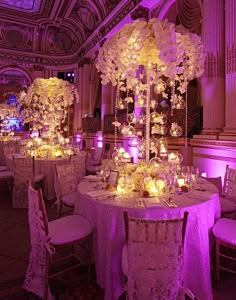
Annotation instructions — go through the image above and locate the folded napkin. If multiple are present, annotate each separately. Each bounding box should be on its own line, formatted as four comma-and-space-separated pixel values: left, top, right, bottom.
86, 190, 113, 198
142, 198, 163, 208
84, 175, 101, 181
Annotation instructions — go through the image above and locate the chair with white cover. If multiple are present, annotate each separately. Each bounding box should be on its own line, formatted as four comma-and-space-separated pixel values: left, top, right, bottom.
12, 156, 45, 208
70, 151, 87, 183
0, 141, 18, 171
220, 165, 236, 216
212, 217, 236, 284
86, 147, 104, 175
23, 183, 93, 300
122, 211, 190, 300
54, 163, 78, 217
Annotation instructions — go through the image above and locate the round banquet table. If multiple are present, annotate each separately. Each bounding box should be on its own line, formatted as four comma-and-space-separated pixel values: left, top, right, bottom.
75, 176, 221, 300
33, 157, 70, 200
6, 156, 70, 200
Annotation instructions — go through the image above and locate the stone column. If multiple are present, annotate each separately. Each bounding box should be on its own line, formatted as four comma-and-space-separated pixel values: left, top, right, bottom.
73, 68, 80, 132
200, 0, 225, 138
219, 0, 236, 139
101, 83, 116, 130
75, 58, 91, 130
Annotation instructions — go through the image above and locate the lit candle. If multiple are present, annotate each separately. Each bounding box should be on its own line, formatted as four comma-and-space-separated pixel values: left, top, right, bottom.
168, 152, 177, 163
177, 176, 185, 187
123, 152, 131, 162
155, 178, 165, 195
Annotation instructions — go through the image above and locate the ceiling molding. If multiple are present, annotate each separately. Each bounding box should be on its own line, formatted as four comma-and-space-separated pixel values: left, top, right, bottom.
0, 0, 142, 66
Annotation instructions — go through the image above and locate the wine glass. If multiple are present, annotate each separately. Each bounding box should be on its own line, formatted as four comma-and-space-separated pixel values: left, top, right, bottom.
191, 166, 199, 178
96, 166, 102, 177
118, 175, 126, 197
165, 174, 175, 195
104, 168, 110, 182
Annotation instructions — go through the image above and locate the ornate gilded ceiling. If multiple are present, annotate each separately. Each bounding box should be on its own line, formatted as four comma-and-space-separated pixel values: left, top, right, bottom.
0, 0, 142, 66
0, 0, 41, 12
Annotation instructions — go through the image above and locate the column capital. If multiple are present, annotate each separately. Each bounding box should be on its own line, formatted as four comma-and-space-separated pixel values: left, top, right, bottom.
78, 57, 91, 68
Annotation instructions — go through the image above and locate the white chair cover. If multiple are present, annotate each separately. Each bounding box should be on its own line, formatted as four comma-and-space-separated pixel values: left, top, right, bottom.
124, 213, 188, 300
220, 165, 236, 215
71, 151, 87, 182
87, 147, 103, 167
12, 157, 34, 208
23, 185, 54, 300
222, 165, 236, 201
54, 163, 78, 216
55, 163, 77, 198
101, 158, 116, 170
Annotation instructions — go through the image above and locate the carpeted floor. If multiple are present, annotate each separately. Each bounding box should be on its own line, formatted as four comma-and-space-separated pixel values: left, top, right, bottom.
0, 180, 236, 300
0, 265, 105, 300
0, 181, 104, 300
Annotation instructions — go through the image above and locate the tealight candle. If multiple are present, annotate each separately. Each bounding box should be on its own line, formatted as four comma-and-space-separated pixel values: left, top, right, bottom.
155, 178, 165, 195
177, 176, 185, 187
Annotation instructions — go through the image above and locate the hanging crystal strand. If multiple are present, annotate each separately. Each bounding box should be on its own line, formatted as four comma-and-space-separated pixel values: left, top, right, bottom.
185, 86, 188, 148
145, 67, 151, 162
114, 86, 120, 150
170, 80, 175, 116
67, 106, 70, 138
183, 54, 188, 148
126, 89, 129, 123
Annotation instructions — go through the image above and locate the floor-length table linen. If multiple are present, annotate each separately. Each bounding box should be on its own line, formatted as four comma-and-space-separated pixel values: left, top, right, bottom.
75, 178, 221, 300
7, 156, 70, 200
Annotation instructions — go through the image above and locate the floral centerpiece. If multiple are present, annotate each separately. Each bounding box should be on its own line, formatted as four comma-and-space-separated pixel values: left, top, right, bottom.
23, 136, 74, 158
17, 77, 79, 158
116, 160, 172, 197
96, 18, 205, 161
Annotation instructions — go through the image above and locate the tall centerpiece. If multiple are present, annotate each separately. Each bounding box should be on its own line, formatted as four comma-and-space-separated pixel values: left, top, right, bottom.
96, 18, 205, 162
17, 77, 79, 157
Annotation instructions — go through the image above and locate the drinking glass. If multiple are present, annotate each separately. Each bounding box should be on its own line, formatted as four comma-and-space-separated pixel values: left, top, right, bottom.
96, 166, 102, 177
104, 168, 110, 182
118, 175, 127, 197
165, 174, 176, 194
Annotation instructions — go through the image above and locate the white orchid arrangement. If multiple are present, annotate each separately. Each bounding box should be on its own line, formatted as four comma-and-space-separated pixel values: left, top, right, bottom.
96, 18, 205, 159
96, 18, 205, 93
117, 160, 171, 196
17, 77, 79, 141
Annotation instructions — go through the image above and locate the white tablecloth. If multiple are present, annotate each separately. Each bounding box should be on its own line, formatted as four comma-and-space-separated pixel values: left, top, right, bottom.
35, 158, 70, 200
7, 156, 70, 200
75, 177, 221, 300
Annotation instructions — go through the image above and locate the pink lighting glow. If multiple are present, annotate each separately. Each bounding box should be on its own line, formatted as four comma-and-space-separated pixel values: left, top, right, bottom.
96, 132, 103, 148
30, 130, 39, 138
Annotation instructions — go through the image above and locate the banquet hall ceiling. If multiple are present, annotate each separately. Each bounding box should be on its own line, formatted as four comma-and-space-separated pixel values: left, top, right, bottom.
0, 0, 142, 66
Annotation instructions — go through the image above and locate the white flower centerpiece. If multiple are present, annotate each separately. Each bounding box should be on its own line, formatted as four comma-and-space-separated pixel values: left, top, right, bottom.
116, 160, 171, 197
96, 18, 205, 161
17, 77, 79, 158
